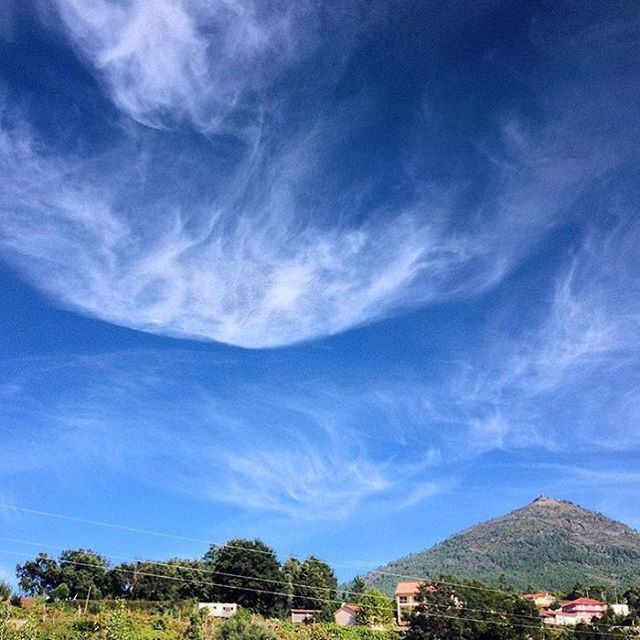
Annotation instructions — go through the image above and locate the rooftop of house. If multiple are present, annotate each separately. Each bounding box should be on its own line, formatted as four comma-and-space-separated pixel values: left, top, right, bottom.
395, 581, 421, 596
562, 598, 605, 607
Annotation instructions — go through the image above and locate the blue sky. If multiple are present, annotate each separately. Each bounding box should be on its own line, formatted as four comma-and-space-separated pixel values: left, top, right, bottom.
1, 0, 640, 584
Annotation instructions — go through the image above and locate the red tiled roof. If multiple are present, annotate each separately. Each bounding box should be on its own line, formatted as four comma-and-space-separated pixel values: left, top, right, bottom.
563, 598, 604, 606
395, 581, 421, 595
341, 604, 361, 613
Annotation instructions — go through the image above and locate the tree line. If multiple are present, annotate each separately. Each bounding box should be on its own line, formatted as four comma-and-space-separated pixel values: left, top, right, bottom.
12, 539, 342, 617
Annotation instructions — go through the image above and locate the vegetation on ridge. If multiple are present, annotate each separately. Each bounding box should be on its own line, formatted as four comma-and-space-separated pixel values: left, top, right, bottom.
364, 497, 640, 593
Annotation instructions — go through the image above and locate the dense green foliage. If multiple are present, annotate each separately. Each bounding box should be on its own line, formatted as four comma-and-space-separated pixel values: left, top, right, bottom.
269, 621, 400, 640
365, 497, 640, 593
354, 589, 393, 627
0, 582, 11, 601
343, 578, 366, 604
405, 578, 541, 640
214, 609, 278, 640
185, 607, 203, 640
109, 559, 210, 601
0, 600, 190, 640
282, 557, 337, 611
404, 577, 634, 640
14, 540, 340, 618
104, 601, 134, 640
17, 550, 111, 600
204, 540, 284, 617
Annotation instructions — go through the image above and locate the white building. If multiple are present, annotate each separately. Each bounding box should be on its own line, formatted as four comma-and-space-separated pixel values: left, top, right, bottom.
198, 603, 238, 618
611, 603, 630, 616
291, 609, 320, 624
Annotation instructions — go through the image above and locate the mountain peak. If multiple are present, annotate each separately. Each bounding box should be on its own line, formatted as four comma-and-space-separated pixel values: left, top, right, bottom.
529, 495, 570, 507
365, 498, 640, 593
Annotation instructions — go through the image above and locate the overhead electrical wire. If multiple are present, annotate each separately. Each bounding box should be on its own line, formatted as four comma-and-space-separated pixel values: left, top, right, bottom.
0, 502, 532, 596
0, 546, 631, 638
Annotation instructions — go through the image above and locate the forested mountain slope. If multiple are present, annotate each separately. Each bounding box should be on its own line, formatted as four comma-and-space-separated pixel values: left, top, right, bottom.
365, 497, 640, 593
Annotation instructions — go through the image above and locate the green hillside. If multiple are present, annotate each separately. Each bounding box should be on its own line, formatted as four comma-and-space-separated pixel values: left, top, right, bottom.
365, 497, 640, 593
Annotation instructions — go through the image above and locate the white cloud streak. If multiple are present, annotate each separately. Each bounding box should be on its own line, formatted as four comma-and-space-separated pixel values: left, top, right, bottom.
434, 215, 640, 453
1, 2, 612, 348
49, 0, 308, 136
0, 106, 598, 348
0, 351, 448, 521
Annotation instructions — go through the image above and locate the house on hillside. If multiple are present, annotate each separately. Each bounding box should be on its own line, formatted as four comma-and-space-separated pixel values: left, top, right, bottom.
561, 598, 607, 618
198, 603, 237, 618
523, 593, 554, 608
541, 598, 608, 625
394, 582, 422, 624
291, 609, 320, 624
334, 603, 360, 626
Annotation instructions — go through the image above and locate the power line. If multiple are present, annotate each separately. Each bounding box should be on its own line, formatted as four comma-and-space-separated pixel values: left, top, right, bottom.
0, 548, 631, 638
0, 533, 576, 620
0, 529, 538, 601
0, 503, 349, 567
0, 547, 380, 611
0, 536, 339, 598
1, 502, 632, 609
0, 502, 547, 598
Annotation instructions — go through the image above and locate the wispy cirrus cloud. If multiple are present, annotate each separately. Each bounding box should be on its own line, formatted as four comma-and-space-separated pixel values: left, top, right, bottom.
436, 214, 640, 453
0, 350, 450, 521
48, 0, 313, 136
0, 2, 617, 348
0, 105, 603, 348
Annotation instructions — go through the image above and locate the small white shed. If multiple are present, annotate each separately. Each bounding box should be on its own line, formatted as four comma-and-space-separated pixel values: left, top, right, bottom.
198, 603, 238, 618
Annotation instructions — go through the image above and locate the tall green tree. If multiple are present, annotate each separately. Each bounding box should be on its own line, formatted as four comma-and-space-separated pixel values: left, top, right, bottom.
110, 561, 180, 601
0, 582, 10, 601
204, 539, 283, 617
108, 559, 209, 601
58, 549, 109, 599
16, 552, 60, 597
345, 576, 366, 603
290, 556, 337, 611
16, 549, 110, 599
281, 558, 302, 611
624, 587, 640, 613
355, 588, 393, 627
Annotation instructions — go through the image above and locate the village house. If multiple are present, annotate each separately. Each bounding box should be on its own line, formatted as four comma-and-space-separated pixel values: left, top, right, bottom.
394, 581, 422, 624
561, 597, 608, 617
541, 598, 609, 626
334, 603, 360, 626
290, 609, 320, 624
